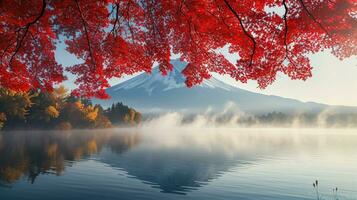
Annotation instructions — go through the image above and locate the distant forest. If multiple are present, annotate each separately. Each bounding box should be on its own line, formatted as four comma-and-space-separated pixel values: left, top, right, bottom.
0, 87, 141, 130
180, 111, 357, 128
249, 112, 357, 128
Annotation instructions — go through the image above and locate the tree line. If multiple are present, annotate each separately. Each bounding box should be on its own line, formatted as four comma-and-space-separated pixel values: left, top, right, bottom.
0, 86, 141, 130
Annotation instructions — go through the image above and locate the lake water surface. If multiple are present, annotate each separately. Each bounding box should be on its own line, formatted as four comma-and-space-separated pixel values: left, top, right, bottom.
0, 128, 356, 200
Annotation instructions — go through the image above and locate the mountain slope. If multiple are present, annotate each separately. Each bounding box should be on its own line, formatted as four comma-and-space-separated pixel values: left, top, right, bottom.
95, 59, 356, 114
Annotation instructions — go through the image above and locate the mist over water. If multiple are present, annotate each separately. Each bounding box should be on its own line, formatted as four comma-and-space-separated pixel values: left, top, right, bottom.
142, 102, 357, 129
1, 128, 357, 200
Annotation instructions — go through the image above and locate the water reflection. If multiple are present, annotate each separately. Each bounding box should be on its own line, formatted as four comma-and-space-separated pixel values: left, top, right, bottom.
0, 130, 140, 185
0, 128, 357, 197
98, 129, 357, 194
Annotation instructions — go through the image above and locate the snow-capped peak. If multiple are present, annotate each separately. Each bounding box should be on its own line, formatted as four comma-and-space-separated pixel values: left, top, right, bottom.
111, 59, 233, 94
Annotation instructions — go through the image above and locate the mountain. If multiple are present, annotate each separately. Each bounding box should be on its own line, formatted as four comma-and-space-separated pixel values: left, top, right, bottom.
95, 59, 356, 114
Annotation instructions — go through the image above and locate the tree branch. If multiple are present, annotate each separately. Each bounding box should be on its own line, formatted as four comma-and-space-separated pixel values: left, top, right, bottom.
298, 0, 332, 38
223, 0, 256, 68
129, 2, 137, 42
8, 0, 47, 66
74, 0, 96, 67
282, 0, 289, 55
110, 3, 120, 36
281, 0, 299, 68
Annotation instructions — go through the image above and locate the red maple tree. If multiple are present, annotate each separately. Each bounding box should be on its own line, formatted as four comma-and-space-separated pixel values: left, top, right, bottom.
0, 0, 356, 98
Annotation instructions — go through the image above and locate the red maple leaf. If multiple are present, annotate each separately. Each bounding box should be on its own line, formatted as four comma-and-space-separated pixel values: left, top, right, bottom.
0, 0, 356, 98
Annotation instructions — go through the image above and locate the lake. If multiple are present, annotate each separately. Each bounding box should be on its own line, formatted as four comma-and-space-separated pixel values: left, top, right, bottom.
0, 128, 356, 200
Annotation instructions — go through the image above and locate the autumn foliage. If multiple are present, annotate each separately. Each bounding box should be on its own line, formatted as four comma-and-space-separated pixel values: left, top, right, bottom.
0, 87, 141, 130
0, 0, 356, 98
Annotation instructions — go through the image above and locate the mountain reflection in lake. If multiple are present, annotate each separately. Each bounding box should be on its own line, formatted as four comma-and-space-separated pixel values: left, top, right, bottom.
0, 128, 357, 200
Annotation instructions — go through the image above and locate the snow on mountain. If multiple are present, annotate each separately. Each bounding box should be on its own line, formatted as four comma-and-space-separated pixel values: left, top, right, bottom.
94, 59, 356, 114
110, 59, 232, 94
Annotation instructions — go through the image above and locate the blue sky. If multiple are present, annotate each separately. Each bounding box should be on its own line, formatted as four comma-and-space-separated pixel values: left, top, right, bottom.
55, 42, 357, 107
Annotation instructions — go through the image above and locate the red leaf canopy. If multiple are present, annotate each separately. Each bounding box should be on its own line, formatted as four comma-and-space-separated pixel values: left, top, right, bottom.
0, 0, 356, 98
